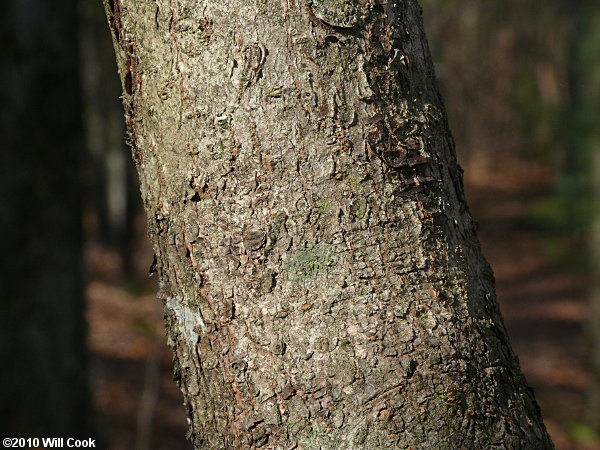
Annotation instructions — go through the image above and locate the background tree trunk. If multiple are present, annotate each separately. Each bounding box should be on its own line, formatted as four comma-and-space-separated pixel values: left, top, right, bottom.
0, 0, 92, 438
104, 0, 553, 447
80, 0, 143, 283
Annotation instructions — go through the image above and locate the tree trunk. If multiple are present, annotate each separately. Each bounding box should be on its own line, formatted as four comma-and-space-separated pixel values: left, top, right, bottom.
103, 0, 553, 447
0, 0, 92, 438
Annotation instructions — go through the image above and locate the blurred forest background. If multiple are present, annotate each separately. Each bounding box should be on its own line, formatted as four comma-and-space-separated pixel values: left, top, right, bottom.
1, 0, 599, 448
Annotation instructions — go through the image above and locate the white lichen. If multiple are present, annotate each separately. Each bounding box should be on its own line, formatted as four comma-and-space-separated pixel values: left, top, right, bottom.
166, 295, 206, 347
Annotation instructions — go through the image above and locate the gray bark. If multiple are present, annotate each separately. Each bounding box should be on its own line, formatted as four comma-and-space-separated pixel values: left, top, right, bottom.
0, 0, 92, 438
103, 0, 553, 448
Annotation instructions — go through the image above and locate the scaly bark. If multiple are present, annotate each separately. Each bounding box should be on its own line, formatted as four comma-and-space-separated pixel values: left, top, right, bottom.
103, 0, 553, 448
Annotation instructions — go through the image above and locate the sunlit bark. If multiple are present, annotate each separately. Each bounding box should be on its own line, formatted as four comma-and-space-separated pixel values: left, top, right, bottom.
103, 0, 553, 447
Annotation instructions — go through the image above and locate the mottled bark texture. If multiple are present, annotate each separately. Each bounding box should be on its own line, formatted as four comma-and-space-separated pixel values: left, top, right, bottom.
0, 0, 92, 438
104, 0, 552, 448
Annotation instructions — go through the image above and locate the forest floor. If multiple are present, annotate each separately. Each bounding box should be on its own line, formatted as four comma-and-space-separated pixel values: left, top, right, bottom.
464, 159, 598, 450
85, 158, 598, 449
